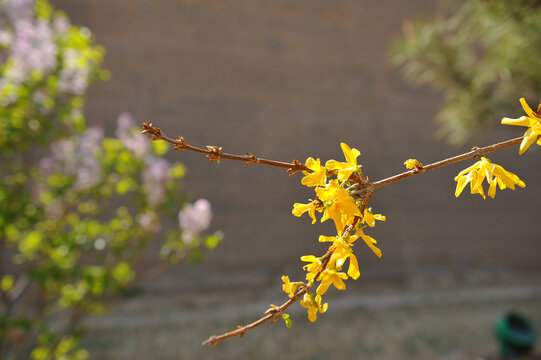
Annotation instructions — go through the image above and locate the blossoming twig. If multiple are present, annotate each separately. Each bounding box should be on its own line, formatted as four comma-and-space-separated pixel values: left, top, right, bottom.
142, 97, 538, 347
202, 198, 370, 346
367, 136, 524, 191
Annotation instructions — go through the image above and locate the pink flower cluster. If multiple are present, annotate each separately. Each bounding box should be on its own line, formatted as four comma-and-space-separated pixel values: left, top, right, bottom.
178, 199, 212, 242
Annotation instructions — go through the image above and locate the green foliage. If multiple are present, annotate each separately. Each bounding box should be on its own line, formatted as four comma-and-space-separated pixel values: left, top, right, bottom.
0, 1, 220, 358
391, 0, 541, 145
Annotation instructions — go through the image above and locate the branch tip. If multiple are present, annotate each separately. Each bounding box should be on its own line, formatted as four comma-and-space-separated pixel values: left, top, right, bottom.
141, 122, 162, 140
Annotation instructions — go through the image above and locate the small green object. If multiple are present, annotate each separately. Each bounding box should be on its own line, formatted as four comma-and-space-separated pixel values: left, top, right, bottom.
151, 140, 169, 156
1, 275, 14, 292
495, 312, 536, 358
204, 231, 223, 250
282, 313, 292, 328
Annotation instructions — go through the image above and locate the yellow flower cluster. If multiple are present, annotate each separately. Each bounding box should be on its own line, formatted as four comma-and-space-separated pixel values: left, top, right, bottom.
404, 158, 422, 170
454, 157, 525, 199
284, 143, 386, 323
452, 97, 538, 200
502, 98, 541, 155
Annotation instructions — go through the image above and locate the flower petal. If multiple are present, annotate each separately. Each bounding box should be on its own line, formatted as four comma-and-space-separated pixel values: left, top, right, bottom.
316, 279, 332, 295
519, 127, 537, 155
340, 142, 360, 165
361, 233, 382, 258
501, 116, 535, 127
347, 254, 360, 280
520, 98, 538, 120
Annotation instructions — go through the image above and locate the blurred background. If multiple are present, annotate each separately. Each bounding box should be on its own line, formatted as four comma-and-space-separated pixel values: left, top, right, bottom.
1, 0, 540, 358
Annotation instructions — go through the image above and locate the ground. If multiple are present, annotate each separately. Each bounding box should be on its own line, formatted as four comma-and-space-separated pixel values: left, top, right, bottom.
82, 272, 541, 359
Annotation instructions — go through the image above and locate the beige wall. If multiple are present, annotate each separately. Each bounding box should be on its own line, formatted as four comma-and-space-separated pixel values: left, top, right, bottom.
51, 0, 541, 293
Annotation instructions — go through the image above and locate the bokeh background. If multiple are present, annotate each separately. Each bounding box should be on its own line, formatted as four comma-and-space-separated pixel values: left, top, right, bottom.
13, 0, 541, 358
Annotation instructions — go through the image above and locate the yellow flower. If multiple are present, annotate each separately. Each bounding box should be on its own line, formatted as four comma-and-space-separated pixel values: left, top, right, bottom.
501, 98, 541, 155
316, 268, 348, 295
315, 180, 361, 234
301, 157, 327, 187
320, 235, 361, 280
325, 142, 362, 182
404, 158, 422, 170
301, 255, 322, 281
281, 275, 302, 298
300, 293, 328, 322
361, 208, 386, 228
358, 230, 382, 258
454, 157, 525, 199
292, 201, 319, 224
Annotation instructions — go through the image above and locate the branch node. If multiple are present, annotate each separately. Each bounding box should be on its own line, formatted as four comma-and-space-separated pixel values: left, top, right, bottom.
412, 162, 424, 174
471, 146, 481, 160
264, 306, 279, 315
287, 159, 304, 176
206, 146, 223, 162
237, 326, 247, 338
174, 136, 187, 151
245, 152, 258, 165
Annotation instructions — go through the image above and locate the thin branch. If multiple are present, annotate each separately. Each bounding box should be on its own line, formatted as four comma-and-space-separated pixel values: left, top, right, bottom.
368, 136, 524, 191
141, 122, 308, 175
202, 277, 309, 346
202, 250, 337, 346
202, 204, 368, 346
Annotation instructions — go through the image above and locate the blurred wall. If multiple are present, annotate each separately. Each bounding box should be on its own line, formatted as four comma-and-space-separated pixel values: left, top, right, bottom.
50, 0, 541, 293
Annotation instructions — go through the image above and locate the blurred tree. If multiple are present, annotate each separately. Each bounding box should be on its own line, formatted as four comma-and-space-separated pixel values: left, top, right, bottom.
0, 1, 221, 359
391, 0, 541, 145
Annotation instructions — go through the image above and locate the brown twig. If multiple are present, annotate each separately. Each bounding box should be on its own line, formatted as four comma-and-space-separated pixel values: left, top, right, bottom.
202, 252, 337, 346
141, 122, 308, 175
365, 136, 524, 191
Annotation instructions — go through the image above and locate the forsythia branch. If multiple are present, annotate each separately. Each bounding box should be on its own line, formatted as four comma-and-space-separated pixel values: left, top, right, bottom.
368, 136, 524, 191
141, 98, 538, 346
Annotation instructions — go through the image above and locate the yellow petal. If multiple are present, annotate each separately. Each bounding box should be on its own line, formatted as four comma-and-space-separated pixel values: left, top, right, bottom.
308, 307, 318, 322
455, 175, 469, 198
305, 157, 321, 171
301, 171, 326, 187
519, 128, 537, 155
336, 198, 361, 217
301, 255, 318, 263
361, 233, 382, 258
455, 162, 480, 179
316, 280, 331, 295
501, 116, 535, 127
340, 142, 361, 165
331, 276, 346, 290
470, 171, 486, 199
318, 235, 336, 243
347, 254, 360, 280
520, 98, 538, 120
488, 179, 497, 198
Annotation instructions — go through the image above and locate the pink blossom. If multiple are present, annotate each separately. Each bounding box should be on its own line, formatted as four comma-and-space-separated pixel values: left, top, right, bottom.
178, 199, 212, 242
143, 158, 171, 207
115, 112, 149, 158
